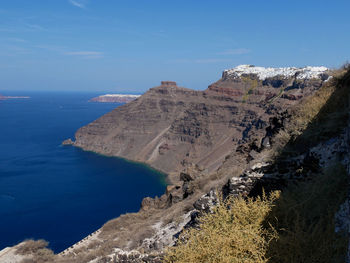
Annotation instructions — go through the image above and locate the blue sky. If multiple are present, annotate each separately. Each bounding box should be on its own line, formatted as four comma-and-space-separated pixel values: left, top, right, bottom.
0, 0, 349, 93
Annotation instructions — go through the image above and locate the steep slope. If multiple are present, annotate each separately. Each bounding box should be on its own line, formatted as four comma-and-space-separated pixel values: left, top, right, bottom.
5, 65, 343, 263
165, 66, 350, 263
73, 65, 331, 183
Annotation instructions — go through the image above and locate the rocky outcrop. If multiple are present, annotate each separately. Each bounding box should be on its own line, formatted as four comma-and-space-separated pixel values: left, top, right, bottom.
90, 94, 141, 103
335, 113, 350, 263
62, 138, 74, 145
3, 65, 349, 263
51, 65, 338, 262
72, 66, 331, 184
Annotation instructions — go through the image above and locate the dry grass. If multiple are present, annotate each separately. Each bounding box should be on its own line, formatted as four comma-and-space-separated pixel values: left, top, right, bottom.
241, 76, 259, 102
164, 192, 279, 263
270, 66, 350, 157
13, 67, 350, 263
164, 163, 348, 263
16, 239, 49, 255
99, 209, 162, 250
266, 164, 348, 263
291, 67, 349, 142
164, 65, 350, 263
16, 239, 55, 263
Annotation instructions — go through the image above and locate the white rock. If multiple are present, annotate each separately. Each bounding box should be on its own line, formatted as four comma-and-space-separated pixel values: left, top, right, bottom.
102, 94, 140, 98
224, 65, 329, 80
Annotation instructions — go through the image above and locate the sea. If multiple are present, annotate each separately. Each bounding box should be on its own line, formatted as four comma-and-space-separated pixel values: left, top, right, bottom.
0, 91, 166, 253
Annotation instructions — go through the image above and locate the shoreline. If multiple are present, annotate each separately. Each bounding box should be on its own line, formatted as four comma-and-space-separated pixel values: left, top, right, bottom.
58, 229, 102, 256
68, 142, 171, 185
54, 144, 174, 256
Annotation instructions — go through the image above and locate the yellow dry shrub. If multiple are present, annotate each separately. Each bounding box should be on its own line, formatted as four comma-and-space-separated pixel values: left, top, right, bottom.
290, 67, 350, 147
164, 164, 348, 263
164, 192, 279, 263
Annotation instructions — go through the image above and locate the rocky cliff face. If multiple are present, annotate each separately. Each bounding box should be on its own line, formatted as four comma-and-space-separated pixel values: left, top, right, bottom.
6, 65, 344, 263
73, 66, 331, 184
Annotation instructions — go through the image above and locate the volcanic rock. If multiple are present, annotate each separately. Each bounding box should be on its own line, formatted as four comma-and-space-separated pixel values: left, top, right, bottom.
72, 66, 331, 184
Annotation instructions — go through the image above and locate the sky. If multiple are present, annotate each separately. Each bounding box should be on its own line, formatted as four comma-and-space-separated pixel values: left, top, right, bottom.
0, 0, 349, 93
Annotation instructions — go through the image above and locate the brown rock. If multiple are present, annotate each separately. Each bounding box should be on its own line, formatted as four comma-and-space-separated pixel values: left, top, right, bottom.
73, 73, 332, 184
62, 138, 74, 145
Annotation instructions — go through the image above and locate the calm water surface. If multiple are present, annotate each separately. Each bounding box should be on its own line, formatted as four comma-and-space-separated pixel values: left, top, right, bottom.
0, 92, 166, 252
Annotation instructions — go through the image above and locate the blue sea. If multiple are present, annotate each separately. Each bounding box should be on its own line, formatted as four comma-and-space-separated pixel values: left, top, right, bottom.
0, 92, 166, 253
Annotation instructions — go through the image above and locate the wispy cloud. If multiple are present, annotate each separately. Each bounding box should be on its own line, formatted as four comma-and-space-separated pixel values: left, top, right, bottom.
68, 0, 86, 8
25, 23, 46, 31
64, 51, 103, 59
169, 58, 231, 64
34, 46, 103, 59
218, 48, 251, 55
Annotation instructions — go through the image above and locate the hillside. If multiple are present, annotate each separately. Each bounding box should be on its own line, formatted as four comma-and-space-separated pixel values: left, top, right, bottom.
72, 65, 331, 183
166, 66, 350, 263
4, 65, 350, 263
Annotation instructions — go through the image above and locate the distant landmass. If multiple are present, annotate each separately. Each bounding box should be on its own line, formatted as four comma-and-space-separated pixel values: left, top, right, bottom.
0, 94, 30, 100
89, 94, 141, 103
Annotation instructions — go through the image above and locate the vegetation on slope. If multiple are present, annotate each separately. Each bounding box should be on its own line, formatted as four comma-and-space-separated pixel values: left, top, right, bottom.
13, 67, 350, 263
16, 240, 54, 263
164, 192, 279, 263
278, 65, 350, 154
165, 165, 348, 263
266, 164, 348, 263
165, 67, 350, 263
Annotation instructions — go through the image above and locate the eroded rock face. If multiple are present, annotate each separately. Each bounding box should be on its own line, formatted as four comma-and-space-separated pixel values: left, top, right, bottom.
73, 67, 332, 183
48, 66, 343, 263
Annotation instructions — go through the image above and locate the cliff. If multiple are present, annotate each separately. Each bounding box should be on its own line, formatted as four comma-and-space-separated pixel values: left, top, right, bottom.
6, 65, 348, 263
73, 65, 331, 183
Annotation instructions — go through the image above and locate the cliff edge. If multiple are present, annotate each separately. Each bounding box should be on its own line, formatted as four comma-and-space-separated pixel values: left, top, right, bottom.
5, 65, 350, 263
73, 65, 331, 183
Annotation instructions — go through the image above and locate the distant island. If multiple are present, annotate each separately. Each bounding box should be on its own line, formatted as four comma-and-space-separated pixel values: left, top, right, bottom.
89, 94, 141, 103
0, 94, 30, 100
